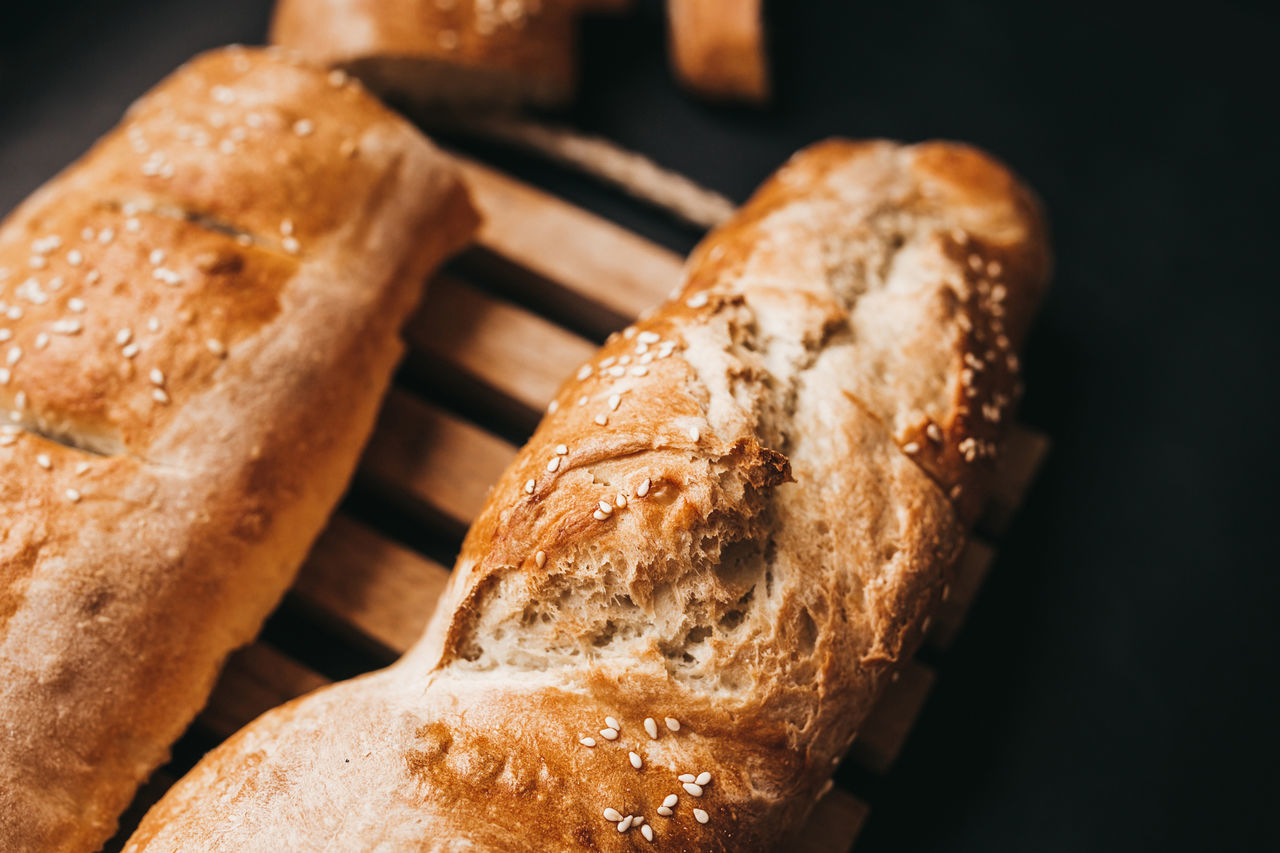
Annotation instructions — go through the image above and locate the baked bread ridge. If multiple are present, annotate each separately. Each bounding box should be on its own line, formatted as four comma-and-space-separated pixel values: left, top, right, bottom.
127, 139, 1049, 852
0, 46, 477, 852
270, 0, 634, 109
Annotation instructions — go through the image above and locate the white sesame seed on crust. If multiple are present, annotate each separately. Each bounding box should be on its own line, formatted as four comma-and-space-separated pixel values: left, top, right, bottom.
630, 366, 648, 377
599, 728, 618, 740
36, 454, 52, 470
605, 716, 620, 730
686, 292, 709, 309
555, 443, 568, 455
607, 365, 625, 378
903, 441, 920, 454
603, 808, 623, 822
523, 478, 536, 494
207, 339, 227, 357
594, 413, 608, 426
629, 751, 643, 769
664, 717, 680, 732
695, 772, 711, 786
149, 368, 165, 386
644, 717, 659, 739
608, 393, 622, 411
580, 737, 596, 748
693, 808, 709, 824
122, 343, 140, 359
74, 461, 90, 475
67, 298, 86, 313
615, 493, 627, 509
152, 388, 170, 405
678, 773, 695, 783
641, 824, 654, 841
576, 365, 592, 380
638, 330, 661, 344
292, 118, 315, 136
617, 816, 633, 832
282, 237, 301, 255
593, 510, 609, 521
662, 794, 678, 808
688, 426, 700, 442
597, 501, 614, 516
65, 488, 81, 503
926, 422, 943, 443
656, 806, 673, 817
116, 329, 133, 346
546, 457, 560, 473
682, 783, 704, 798
637, 478, 651, 498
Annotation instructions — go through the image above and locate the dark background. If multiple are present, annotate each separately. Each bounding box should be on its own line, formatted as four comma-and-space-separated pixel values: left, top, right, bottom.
2, 1, 1277, 850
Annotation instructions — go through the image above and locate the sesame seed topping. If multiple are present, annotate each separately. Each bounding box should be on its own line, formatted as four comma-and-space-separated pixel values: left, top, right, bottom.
968, 254, 984, 271
0, 330, 9, 342
693, 808, 709, 824
547, 399, 559, 414
597, 501, 614, 516
615, 493, 627, 509
636, 478, 651, 498
926, 423, 943, 442
630, 366, 648, 377
629, 751, 643, 769
903, 441, 920, 454
67, 298, 86, 313
580, 737, 596, 748
0, 434, 14, 446
688, 427, 700, 442
85, 270, 100, 284
617, 816, 633, 832
593, 510, 609, 521
664, 717, 680, 731
555, 443, 568, 455
600, 728, 619, 740
293, 119, 315, 136
152, 388, 170, 405
607, 366, 625, 378
116, 329, 133, 346
36, 454, 52, 469
686, 292, 709, 309
149, 368, 165, 386
662, 794, 678, 808
608, 393, 622, 411
282, 237, 301, 255
644, 717, 659, 739
67, 250, 83, 266
65, 488, 81, 503
207, 339, 227, 357
695, 772, 711, 786
6, 346, 21, 365
576, 365, 592, 380
122, 343, 140, 359
577, 395, 588, 407
656, 806, 673, 817
593, 413, 608, 426
34, 333, 49, 349
638, 331, 661, 344
523, 478, 536, 494
641, 824, 654, 841
678, 774, 696, 783
605, 716, 620, 730
535, 550, 546, 568
149, 249, 166, 265
546, 457, 561, 472
603, 808, 623, 822
74, 461, 90, 475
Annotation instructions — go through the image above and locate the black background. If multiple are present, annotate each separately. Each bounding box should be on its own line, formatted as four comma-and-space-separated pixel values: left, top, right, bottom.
2, 1, 1277, 850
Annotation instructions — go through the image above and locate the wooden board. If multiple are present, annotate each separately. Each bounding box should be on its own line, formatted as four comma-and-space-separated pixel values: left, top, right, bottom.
105, 158, 1049, 852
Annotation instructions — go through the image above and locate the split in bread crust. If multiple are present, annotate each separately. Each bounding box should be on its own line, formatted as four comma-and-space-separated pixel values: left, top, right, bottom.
0, 47, 477, 852
127, 139, 1049, 851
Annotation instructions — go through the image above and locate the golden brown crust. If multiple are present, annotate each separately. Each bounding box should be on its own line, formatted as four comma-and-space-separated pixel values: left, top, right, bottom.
270, 0, 631, 108
0, 47, 476, 852
127, 139, 1048, 851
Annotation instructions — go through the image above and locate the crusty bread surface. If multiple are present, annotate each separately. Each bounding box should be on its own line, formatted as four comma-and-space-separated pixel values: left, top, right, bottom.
0, 46, 477, 852
270, 0, 634, 109
126, 138, 1048, 852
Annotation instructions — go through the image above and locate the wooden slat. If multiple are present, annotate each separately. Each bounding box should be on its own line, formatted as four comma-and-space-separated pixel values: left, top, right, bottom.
796, 790, 870, 853
849, 659, 936, 774
198, 644, 328, 738
455, 156, 684, 329
291, 515, 450, 656
405, 274, 595, 424
927, 540, 996, 652
361, 391, 516, 530
980, 424, 1050, 537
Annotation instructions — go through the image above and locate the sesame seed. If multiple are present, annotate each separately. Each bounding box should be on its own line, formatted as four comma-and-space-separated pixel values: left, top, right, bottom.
36, 454, 52, 469
577, 395, 588, 407
0, 434, 14, 446
641, 824, 654, 841
630, 366, 648, 377
293, 119, 315, 136
34, 333, 49, 349
678, 774, 696, 783
28, 256, 48, 270
149, 249, 166, 265
0, 330, 9, 342
608, 393, 622, 411
98, 228, 115, 244
207, 339, 227, 357
282, 237, 301, 254
594, 413, 608, 426
688, 427, 700, 442
607, 366, 625, 378
125, 217, 141, 232
987, 260, 1003, 277
576, 365, 592, 380
6, 346, 21, 365
6, 306, 22, 320
580, 737, 596, 747
662, 793, 679, 808
686, 293, 709, 308
605, 716, 620, 730
122, 343, 140, 359
593, 510, 609, 521
116, 329, 132, 346
547, 399, 559, 414
695, 772, 711, 786
149, 368, 165, 386
603, 808, 623, 822
926, 423, 943, 442
0, 368, 9, 385
152, 388, 170, 405
903, 441, 920, 454
644, 717, 659, 739
555, 443, 568, 455
637, 478, 651, 498
615, 493, 627, 509
74, 461, 90, 475
617, 816, 633, 832
68, 298, 86, 313
664, 717, 680, 731
693, 808, 709, 824
65, 488, 81, 503
597, 501, 614, 516
51, 319, 82, 335
546, 457, 561, 472
327, 69, 348, 86
951, 228, 969, 245
600, 728, 618, 740
67, 250, 83, 266
638, 331, 661, 344
85, 270, 100, 284
523, 478, 536, 494
535, 550, 546, 568
656, 806, 673, 817
629, 752, 643, 769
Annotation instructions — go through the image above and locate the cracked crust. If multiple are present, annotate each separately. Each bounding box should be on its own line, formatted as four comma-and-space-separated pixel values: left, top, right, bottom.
0, 47, 477, 852
128, 139, 1049, 851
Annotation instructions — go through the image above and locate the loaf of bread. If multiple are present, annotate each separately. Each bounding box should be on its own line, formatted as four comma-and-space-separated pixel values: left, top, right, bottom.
0, 47, 476, 851
270, 0, 634, 109
126, 139, 1049, 851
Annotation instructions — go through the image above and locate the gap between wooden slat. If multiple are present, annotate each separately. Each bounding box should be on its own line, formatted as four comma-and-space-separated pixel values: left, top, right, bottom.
796, 790, 870, 853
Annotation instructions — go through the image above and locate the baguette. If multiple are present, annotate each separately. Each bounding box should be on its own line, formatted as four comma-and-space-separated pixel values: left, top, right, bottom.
127, 139, 1049, 851
270, 0, 635, 109
0, 47, 476, 851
